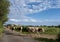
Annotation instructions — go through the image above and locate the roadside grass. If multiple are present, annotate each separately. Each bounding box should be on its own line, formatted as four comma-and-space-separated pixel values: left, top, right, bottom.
35, 38, 58, 42
20, 32, 31, 34
0, 28, 4, 34
40, 28, 60, 35
34, 27, 60, 42
0, 25, 4, 37
15, 27, 60, 35
35, 33, 60, 42
21, 28, 60, 35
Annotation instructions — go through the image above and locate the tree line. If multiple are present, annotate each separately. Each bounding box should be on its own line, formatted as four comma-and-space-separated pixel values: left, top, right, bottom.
0, 0, 10, 27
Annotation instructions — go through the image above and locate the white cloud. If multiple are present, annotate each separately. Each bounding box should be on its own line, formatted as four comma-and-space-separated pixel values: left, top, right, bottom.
30, 19, 37, 22
8, 0, 60, 23
23, 19, 29, 22
28, 0, 36, 2
9, 0, 60, 16
9, 18, 39, 23
9, 18, 60, 23
9, 19, 20, 22
23, 19, 38, 22
44, 19, 60, 22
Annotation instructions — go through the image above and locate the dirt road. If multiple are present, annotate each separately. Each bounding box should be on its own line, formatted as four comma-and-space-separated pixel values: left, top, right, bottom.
0, 29, 39, 42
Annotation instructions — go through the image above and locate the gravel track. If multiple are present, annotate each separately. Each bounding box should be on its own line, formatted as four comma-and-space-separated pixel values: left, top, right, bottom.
0, 29, 39, 42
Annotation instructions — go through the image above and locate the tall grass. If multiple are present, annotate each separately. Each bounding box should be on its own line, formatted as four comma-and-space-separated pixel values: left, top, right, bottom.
0, 23, 4, 37
39, 27, 60, 35
35, 38, 57, 42
35, 33, 60, 42
0, 28, 4, 35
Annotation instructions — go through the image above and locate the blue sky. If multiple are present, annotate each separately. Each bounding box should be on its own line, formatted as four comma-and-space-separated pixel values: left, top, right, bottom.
5, 0, 60, 26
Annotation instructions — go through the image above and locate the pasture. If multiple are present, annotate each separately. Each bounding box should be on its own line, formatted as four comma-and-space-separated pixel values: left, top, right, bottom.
5, 24, 60, 35
21, 27, 60, 35
3, 24, 60, 42
39, 27, 60, 35
34, 27, 60, 42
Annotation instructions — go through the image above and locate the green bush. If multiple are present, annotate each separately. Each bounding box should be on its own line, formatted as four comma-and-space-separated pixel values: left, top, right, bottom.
0, 28, 4, 34
22, 28, 28, 32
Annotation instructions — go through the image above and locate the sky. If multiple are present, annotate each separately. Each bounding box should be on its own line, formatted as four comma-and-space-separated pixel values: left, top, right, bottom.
5, 0, 60, 26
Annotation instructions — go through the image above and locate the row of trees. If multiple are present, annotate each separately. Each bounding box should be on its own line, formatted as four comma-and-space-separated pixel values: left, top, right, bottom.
40, 25, 60, 28
5, 24, 60, 29
23, 25, 60, 28
0, 0, 10, 27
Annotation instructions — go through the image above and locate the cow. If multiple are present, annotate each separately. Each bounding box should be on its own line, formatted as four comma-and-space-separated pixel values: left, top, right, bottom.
28, 27, 35, 32
38, 28, 45, 32
28, 27, 45, 33
28, 27, 38, 33
17, 26, 22, 32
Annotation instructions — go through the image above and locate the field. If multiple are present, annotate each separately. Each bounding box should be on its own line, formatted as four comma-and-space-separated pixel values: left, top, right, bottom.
39, 27, 60, 35
35, 38, 58, 42
20, 27, 60, 42
20, 27, 60, 35
4, 24, 60, 42
34, 27, 60, 42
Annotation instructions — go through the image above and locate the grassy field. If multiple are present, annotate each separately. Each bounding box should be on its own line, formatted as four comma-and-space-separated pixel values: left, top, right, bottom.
40, 27, 60, 35
21, 27, 60, 42
20, 27, 60, 35
35, 34, 60, 42
0, 24, 4, 37
34, 27, 60, 42
35, 38, 59, 42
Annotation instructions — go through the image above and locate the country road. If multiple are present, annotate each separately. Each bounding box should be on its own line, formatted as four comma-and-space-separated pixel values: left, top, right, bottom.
0, 29, 39, 42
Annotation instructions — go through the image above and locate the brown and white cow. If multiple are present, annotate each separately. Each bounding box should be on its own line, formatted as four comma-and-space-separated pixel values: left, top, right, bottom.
28, 27, 45, 33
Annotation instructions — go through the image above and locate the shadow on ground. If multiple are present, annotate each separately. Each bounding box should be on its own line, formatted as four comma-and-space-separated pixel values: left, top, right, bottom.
4, 30, 26, 37
35, 33, 60, 42
56, 33, 60, 42
35, 38, 57, 42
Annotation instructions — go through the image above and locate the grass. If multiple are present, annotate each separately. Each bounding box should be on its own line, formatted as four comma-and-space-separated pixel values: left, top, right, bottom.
34, 27, 60, 42
21, 32, 31, 34
0, 24, 4, 38
15, 27, 60, 35
0, 28, 4, 38
35, 34, 60, 42
0, 28, 4, 34
39, 27, 60, 35
35, 38, 58, 42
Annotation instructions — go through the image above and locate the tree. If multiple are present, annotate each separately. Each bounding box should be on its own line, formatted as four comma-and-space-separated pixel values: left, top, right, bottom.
58, 25, 60, 28
0, 0, 10, 26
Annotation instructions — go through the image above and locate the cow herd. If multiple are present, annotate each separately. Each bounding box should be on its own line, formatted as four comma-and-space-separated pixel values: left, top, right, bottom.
4, 25, 45, 33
